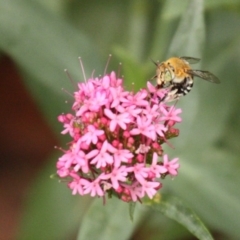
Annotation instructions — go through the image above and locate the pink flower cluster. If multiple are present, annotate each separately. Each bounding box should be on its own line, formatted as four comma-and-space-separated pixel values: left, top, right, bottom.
56, 71, 181, 202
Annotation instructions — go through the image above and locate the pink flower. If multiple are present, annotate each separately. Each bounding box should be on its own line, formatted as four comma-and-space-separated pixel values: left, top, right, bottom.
93, 90, 110, 108
130, 116, 156, 141
121, 105, 142, 119
101, 166, 129, 189
58, 151, 75, 169
72, 148, 97, 173
160, 105, 182, 123
142, 104, 159, 119
56, 161, 69, 177
110, 86, 128, 108
140, 180, 161, 199
135, 144, 150, 154
104, 108, 131, 132
123, 89, 149, 107
68, 174, 84, 195
147, 81, 169, 101
146, 81, 156, 93
108, 145, 134, 167
81, 177, 104, 197
154, 123, 167, 137
60, 115, 75, 137
80, 125, 104, 145
56, 66, 182, 203
163, 154, 180, 176
124, 182, 144, 202
90, 140, 113, 168
101, 75, 111, 89
77, 81, 95, 97
109, 71, 123, 87
76, 99, 99, 116
128, 163, 149, 184
148, 153, 167, 178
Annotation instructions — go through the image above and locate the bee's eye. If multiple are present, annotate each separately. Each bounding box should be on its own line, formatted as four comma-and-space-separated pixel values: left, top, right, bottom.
164, 70, 172, 81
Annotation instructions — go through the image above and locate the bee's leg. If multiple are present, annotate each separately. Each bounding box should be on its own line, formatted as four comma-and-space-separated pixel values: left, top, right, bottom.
159, 94, 166, 103
156, 84, 167, 102
163, 89, 179, 103
161, 81, 172, 88
150, 75, 157, 81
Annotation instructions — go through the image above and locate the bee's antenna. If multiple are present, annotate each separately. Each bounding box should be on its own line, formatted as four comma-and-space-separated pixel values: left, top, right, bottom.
150, 75, 157, 81
150, 58, 159, 66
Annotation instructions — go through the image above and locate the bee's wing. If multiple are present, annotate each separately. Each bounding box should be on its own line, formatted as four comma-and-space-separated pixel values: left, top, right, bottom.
180, 56, 200, 64
188, 70, 220, 83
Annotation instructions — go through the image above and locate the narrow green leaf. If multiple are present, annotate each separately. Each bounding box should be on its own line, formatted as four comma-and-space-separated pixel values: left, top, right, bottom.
77, 198, 145, 240
144, 194, 214, 240
128, 0, 151, 61
149, 0, 189, 60
168, 0, 205, 57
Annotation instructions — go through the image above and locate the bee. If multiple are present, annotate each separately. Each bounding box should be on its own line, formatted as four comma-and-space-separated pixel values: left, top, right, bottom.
152, 56, 220, 102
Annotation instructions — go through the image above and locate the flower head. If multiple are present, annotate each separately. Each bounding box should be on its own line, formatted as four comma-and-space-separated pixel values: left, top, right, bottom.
56, 68, 181, 202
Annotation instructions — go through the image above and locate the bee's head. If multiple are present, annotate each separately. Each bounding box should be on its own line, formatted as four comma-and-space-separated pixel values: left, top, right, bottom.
156, 62, 174, 87
151, 59, 175, 87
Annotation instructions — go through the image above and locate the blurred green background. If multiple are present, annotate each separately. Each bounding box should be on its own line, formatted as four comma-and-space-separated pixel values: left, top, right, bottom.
0, 0, 240, 239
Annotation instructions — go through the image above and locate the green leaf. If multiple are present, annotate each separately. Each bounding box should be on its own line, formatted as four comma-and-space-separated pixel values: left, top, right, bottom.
168, 0, 205, 57
144, 194, 214, 240
149, 0, 189, 60
165, 148, 240, 239
128, 0, 151, 61
17, 153, 92, 240
113, 46, 147, 89
204, 0, 240, 9
77, 198, 146, 240
0, 0, 103, 129
161, 0, 189, 20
